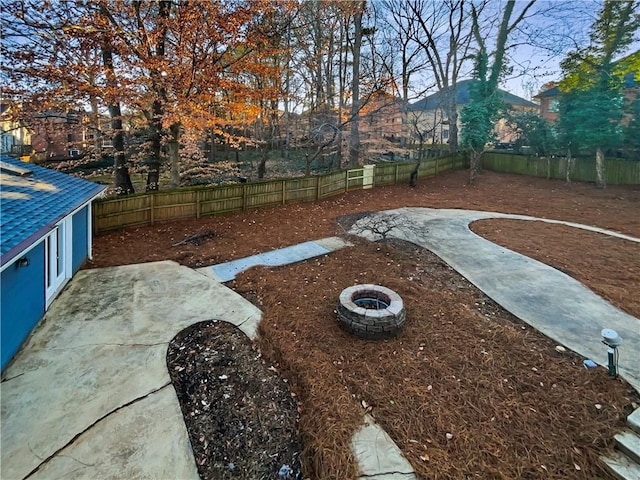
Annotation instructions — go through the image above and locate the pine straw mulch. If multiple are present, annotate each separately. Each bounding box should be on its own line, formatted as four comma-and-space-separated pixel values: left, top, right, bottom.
87, 170, 640, 271
231, 237, 639, 479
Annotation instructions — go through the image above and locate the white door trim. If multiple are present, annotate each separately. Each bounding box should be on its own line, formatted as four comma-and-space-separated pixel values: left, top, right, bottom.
45, 217, 72, 307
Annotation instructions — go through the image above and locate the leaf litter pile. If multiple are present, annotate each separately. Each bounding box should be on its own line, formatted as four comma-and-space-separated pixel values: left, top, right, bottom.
231, 237, 638, 479
168, 320, 304, 479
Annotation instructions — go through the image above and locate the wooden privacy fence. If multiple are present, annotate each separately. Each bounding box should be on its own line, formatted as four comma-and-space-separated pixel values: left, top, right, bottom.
482, 152, 640, 185
93, 154, 467, 233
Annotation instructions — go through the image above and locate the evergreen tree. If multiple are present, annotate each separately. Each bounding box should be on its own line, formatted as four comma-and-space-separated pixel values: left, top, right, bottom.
460, 0, 535, 184
557, 0, 639, 188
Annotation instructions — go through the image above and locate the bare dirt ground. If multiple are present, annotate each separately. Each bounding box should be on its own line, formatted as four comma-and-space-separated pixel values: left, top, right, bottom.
88, 170, 640, 479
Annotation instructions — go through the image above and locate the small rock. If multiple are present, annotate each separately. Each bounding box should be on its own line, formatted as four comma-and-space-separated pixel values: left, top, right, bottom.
446, 433, 453, 440
595, 404, 603, 410
555, 345, 566, 353
278, 464, 294, 479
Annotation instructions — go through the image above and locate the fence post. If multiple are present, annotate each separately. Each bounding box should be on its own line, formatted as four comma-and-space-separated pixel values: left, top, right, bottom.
150, 193, 155, 226
282, 179, 286, 205
316, 175, 321, 200
242, 183, 247, 210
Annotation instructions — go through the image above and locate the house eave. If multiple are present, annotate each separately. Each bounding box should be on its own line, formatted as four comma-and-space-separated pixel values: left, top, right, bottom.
0, 191, 105, 273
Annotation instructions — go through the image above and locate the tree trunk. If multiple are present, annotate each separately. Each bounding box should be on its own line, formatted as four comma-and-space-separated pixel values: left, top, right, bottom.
336, 18, 346, 168
565, 148, 573, 183
410, 159, 420, 187
349, 7, 363, 167
447, 93, 458, 153
208, 129, 216, 163
146, 100, 162, 192
144, 0, 171, 192
87, 75, 102, 155
595, 146, 606, 188
101, 38, 134, 195
469, 149, 481, 185
258, 149, 267, 178
168, 123, 181, 188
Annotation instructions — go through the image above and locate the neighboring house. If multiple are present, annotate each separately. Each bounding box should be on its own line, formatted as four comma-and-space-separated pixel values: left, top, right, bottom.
1, 102, 32, 157
534, 82, 560, 123
535, 51, 639, 125
30, 110, 114, 163
359, 91, 411, 146
408, 79, 539, 145
0, 155, 106, 370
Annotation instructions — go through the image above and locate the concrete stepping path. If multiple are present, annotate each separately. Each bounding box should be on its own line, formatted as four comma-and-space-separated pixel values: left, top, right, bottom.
197, 236, 351, 282
350, 207, 640, 393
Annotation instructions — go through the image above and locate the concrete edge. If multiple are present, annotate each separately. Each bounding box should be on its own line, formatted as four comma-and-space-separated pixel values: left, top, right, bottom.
351, 414, 416, 480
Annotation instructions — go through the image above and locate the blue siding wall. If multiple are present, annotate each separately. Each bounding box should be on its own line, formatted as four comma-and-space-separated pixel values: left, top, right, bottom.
1, 242, 46, 370
72, 206, 89, 273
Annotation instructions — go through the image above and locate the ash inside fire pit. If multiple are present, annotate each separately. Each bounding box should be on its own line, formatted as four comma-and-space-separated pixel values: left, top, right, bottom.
353, 296, 390, 309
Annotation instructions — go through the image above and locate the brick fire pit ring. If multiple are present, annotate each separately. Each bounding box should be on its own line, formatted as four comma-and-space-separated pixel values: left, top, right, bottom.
336, 284, 406, 339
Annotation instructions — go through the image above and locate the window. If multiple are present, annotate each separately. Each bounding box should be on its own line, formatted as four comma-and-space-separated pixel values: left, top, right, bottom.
549, 98, 559, 113
69, 149, 80, 157
443, 129, 449, 140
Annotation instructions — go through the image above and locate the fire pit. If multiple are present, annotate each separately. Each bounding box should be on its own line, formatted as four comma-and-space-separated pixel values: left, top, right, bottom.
336, 284, 406, 339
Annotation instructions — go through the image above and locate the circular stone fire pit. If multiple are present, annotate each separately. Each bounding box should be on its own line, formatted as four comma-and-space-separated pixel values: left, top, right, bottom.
336, 284, 406, 339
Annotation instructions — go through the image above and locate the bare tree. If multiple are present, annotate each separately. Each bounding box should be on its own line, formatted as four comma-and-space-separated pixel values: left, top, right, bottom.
349, 2, 366, 167
406, 0, 479, 152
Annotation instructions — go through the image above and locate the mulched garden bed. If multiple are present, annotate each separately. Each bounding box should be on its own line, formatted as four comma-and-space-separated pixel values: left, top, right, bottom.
231, 237, 638, 479
167, 321, 303, 479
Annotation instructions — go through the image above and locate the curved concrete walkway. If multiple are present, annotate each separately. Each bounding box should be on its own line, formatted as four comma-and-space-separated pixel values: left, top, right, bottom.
350, 208, 640, 392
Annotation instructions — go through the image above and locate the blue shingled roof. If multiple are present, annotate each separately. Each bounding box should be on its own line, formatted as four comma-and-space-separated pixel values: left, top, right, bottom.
408, 79, 538, 111
0, 155, 106, 267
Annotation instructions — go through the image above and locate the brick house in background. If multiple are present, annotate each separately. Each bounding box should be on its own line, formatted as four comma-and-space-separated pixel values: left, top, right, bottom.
359, 91, 410, 147
535, 51, 639, 126
407, 79, 539, 146
30, 111, 114, 163
533, 82, 560, 122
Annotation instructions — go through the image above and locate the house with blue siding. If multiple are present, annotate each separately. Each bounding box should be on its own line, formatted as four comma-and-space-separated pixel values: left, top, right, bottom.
1, 155, 106, 370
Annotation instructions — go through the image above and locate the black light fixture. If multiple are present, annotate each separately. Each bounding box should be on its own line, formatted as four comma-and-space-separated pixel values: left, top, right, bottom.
16, 257, 30, 268
601, 329, 622, 378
